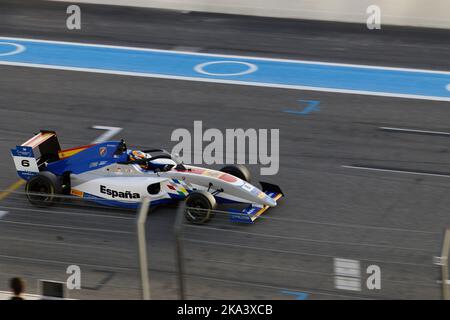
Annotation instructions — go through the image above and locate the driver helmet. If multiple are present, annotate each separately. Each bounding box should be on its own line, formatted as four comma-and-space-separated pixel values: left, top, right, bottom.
129, 150, 150, 169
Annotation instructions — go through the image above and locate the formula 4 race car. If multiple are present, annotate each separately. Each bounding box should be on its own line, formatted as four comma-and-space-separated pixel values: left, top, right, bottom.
11, 130, 283, 224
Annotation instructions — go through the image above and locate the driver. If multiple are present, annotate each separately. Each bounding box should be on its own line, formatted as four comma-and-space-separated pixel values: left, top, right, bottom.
128, 149, 177, 172
128, 150, 150, 170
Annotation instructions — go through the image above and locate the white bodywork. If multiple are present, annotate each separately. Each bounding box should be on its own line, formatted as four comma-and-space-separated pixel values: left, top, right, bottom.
69, 163, 276, 207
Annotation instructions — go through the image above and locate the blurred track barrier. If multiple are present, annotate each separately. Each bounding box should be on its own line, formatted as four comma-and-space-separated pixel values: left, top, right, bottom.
136, 197, 151, 300
438, 229, 450, 299
51, 0, 450, 29
0, 191, 153, 299
1, 190, 447, 299
0, 290, 40, 300
174, 205, 446, 300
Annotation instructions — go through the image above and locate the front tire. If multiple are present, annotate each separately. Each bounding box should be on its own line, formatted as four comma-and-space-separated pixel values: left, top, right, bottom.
25, 172, 62, 207
220, 164, 251, 182
185, 191, 217, 224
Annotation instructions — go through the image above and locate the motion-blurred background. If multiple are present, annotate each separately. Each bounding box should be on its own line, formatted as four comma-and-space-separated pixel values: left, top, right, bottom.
0, 0, 449, 300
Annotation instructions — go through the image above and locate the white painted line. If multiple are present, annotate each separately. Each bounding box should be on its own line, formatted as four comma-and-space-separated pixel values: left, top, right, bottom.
92, 126, 123, 144
343, 165, 450, 178
334, 258, 361, 291
0, 211, 8, 219
334, 258, 361, 277
380, 127, 450, 136
0, 61, 449, 102
0, 42, 25, 56
172, 46, 202, 52
194, 61, 258, 76
1, 36, 449, 75
335, 276, 361, 291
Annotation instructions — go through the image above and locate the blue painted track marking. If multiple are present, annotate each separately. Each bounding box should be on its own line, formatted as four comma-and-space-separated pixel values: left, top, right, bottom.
0, 37, 449, 102
0, 42, 26, 56
284, 100, 321, 115
281, 290, 309, 300
194, 61, 258, 76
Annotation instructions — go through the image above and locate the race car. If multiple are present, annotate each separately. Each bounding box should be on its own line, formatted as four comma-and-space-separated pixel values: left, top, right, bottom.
10, 130, 284, 224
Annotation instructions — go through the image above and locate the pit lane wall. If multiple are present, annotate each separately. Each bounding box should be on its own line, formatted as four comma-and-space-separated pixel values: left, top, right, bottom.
52, 0, 450, 29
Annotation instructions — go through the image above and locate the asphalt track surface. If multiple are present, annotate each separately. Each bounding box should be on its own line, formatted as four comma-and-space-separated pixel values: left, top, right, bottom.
0, 0, 450, 299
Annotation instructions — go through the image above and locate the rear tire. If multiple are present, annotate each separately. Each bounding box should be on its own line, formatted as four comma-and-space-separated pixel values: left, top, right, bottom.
220, 164, 251, 182
25, 172, 62, 207
185, 191, 217, 224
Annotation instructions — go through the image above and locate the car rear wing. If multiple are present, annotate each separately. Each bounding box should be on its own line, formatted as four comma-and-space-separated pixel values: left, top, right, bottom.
11, 130, 61, 180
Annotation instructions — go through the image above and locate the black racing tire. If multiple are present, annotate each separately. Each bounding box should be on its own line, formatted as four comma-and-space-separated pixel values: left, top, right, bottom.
25, 172, 62, 207
185, 191, 217, 224
220, 164, 251, 182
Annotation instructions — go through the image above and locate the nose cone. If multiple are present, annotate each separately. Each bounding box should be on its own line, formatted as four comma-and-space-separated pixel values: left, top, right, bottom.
264, 195, 277, 207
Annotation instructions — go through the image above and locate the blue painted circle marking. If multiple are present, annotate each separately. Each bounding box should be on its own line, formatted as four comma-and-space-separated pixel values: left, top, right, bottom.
194, 61, 258, 76
446, 84, 450, 91
0, 42, 26, 56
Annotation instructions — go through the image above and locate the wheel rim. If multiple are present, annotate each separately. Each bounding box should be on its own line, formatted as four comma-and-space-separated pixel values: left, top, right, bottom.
186, 198, 210, 221
27, 180, 52, 203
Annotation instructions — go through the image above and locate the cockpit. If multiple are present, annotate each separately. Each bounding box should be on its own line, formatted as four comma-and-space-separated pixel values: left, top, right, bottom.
128, 149, 178, 172
114, 140, 185, 172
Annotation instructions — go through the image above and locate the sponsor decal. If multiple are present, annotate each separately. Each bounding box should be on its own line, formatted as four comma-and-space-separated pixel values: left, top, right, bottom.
12, 146, 33, 157
89, 161, 99, 168
58, 145, 92, 159
189, 167, 238, 183
90, 161, 109, 169
100, 185, 140, 199
71, 189, 84, 197
99, 147, 107, 157
258, 192, 267, 199
219, 173, 238, 183
169, 180, 189, 196
201, 170, 222, 178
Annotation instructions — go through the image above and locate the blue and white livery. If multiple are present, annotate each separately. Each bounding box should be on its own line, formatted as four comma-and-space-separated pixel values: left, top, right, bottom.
10, 131, 284, 224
